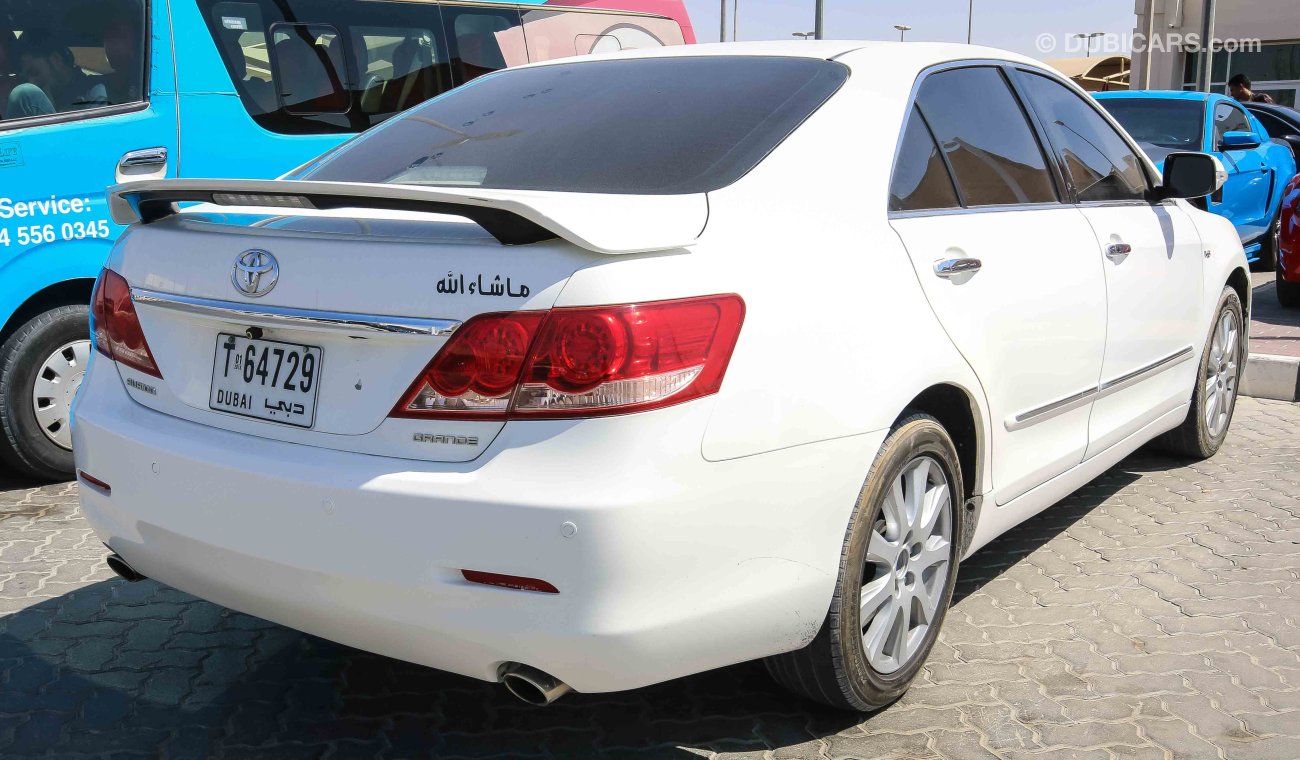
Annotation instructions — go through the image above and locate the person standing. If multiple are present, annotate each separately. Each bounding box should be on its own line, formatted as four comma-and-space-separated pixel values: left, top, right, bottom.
1229, 74, 1275, 104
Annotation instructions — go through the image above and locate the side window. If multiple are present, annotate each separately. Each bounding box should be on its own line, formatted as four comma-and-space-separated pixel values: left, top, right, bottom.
1017, 72, 1151, 203
915, 67, 1058, 207
1, 0, 145, 124
889, 106, 961, 212
1214, 103, 1252, 146
201, 0, 455, 136
442, 7, 524, 84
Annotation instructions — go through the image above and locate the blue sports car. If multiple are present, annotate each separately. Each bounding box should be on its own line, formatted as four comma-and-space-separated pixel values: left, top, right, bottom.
1096, 91, 1298, 268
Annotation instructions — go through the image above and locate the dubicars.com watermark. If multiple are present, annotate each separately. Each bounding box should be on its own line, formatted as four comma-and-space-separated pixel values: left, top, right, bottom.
1035, 32, 1262, 55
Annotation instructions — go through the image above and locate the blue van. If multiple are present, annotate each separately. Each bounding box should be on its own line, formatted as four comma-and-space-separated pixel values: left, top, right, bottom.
0, 0, 688, 479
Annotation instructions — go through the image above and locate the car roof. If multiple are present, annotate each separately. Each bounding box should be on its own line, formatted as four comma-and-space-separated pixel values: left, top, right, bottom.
516, 39, 1050, 79
1094, 90, 1224, 103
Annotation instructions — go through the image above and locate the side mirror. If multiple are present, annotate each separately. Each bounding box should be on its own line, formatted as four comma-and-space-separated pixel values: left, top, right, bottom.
1161, 152, 1227, 200
1220, 130, 1262, 150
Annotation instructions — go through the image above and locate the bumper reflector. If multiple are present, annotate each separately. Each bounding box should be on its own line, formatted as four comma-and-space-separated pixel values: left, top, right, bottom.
461, 570, 558, 594
77, 471, 112, 495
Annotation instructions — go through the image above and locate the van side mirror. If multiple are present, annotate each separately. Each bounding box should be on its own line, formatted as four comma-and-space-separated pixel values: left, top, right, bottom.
1160, 152, 1227, 200
1220, 130, 1261, 150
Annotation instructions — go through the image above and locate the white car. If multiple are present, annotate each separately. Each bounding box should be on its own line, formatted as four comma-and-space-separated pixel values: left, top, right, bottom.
74, 41, 1248, 710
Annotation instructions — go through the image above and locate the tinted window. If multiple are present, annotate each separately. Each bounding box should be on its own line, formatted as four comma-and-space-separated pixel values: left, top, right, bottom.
1, 0, 144, 124
915, 67, 1057, 207
442, 6, 523, 84
296, 56, 849, 195
519, 8, 685, 63
201, 0, 456, 135
1214, 102, 1252, 146
1019, 72, 1150, 203
1097, 98, 1205, 164
890, 107, 960, 212
1251, 109, 1295, 139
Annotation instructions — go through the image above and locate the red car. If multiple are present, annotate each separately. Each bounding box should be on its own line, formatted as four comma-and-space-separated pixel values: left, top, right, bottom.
1279, 174, 1300, 307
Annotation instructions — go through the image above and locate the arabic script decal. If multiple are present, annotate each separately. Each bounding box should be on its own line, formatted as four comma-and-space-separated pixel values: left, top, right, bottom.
436, 272, 531, 298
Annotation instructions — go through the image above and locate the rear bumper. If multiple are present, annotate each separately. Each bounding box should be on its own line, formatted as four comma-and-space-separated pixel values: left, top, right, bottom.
72, 360, 885, 692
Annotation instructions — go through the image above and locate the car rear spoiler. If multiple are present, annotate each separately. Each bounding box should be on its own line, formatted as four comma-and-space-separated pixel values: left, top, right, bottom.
108, 179, 708, 255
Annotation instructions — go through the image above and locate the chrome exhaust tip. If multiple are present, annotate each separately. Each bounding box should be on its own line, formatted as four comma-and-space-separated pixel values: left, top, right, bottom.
105, 553, 146, 582
501, 664, 571, 706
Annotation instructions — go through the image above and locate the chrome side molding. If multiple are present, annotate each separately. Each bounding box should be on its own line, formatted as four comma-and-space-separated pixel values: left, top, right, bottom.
131, 288, 461, 338
1006, 346, 1195, 431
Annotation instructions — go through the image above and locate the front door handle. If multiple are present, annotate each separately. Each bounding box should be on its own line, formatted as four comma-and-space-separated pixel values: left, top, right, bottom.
119, 147, 168, 170
934, 258, 982, 278
1105, 243, 1132, 261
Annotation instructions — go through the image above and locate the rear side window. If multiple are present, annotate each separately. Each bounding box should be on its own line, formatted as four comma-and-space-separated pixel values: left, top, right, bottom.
915, 67, 1058, 207
889, 106, 961, 212
296, 56, 849, 195
1017, 72, 1150, 203
1214, 102, 1253, 146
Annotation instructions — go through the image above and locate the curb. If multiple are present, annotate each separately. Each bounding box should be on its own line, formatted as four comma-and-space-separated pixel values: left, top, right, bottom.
1241, 353, 1300, 402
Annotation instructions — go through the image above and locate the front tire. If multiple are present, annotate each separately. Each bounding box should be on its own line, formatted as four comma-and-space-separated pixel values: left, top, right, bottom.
765, 413, 963, 711
1153, 287, 1244, 458
0, 306, 90, 480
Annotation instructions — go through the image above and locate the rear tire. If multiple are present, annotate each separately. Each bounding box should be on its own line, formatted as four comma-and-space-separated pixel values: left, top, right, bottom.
765, 413, 963, 711
1277, 266, 1300, 308
1253, 213, 1282, 272
0, 306, 90, 481
1153, 287, 1244, 459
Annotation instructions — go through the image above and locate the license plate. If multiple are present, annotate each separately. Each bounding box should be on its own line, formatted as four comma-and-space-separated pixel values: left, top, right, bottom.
209, 334, 322, 428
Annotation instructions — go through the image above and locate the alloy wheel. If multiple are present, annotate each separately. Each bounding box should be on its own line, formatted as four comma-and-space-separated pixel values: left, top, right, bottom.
31, 340, 91, 451
1204, 309, 1240, 440
860, 455, 953, 674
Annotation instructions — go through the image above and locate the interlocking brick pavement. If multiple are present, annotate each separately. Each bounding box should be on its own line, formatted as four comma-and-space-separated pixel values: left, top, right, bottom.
1250, 274, 1300, 358
2, 398, 1299, 759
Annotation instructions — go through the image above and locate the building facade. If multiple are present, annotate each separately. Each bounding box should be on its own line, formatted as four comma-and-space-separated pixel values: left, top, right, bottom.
1131, 0, 1300, 105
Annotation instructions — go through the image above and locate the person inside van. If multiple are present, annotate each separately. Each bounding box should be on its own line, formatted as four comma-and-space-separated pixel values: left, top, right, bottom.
5, 30, 108, 118
0, 26, 17, 112
102, 2, 144, 105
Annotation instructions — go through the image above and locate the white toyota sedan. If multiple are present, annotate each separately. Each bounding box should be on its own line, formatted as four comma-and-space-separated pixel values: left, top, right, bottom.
74, 41, 1248, 710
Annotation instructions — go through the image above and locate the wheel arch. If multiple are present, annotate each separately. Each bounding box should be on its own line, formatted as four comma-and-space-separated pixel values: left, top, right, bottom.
1226, 266, 1251, 321
0, 278, 96, 347
897, 383, 985, 556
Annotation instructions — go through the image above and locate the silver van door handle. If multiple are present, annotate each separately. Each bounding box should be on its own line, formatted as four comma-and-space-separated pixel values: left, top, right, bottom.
934, 258, 982, 278
119, 147, 168, 170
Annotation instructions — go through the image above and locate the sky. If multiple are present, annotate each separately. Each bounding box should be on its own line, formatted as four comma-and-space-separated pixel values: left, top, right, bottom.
679, 0, 1139, 60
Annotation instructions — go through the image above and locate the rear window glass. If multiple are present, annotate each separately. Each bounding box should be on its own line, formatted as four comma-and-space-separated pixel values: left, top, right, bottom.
294, 56, 849, 194
1097, 98, 1205, 163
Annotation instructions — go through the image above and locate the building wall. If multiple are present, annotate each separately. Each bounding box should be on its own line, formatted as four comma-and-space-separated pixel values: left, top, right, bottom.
1131, 0, 1300, 103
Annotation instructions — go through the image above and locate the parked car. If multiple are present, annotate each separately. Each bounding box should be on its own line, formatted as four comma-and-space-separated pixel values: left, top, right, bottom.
0, 0, 691, 481
75, 42, 1249, 711
1276, 174, 1300, 307
1244, 101, 1300, 142
1096, 91, 1297, 270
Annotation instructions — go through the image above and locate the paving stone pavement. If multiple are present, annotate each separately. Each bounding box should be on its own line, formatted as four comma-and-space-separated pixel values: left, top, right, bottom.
2, 398, 1300, 759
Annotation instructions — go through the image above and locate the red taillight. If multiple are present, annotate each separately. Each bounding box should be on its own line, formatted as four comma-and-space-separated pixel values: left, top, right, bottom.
91, 268, 162, 378
392, 294, 745, 420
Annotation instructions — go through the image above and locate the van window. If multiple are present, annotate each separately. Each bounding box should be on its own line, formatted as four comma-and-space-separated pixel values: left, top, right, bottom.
295, 56, 849, 195
443, 6, 524, 83
915, 67, 1059, 207
201, 0, 455, 135
0, 0, 145, 124
520, 9, 685, 63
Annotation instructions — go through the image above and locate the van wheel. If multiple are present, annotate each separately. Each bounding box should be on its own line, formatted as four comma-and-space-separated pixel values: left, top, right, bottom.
1153, 287, 1243, 459
0, 306, 90, 481
765, 413, 963, 711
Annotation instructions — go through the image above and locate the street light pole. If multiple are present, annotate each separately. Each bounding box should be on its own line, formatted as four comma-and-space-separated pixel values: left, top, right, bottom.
1073, 32, 1103, 57
894, 24, 912, 42
719, 0, 726, 42
732, 0, 738, 42
814, 0, 824, 40
966, 0, 973, 44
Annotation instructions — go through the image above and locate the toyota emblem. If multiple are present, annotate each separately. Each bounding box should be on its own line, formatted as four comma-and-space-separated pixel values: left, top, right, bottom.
232, 250, 279, 298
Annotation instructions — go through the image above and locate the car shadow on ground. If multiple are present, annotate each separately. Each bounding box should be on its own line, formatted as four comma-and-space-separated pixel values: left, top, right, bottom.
0, 450, 1167, 758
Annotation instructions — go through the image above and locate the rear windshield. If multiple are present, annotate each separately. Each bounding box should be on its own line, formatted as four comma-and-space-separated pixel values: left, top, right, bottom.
1097, 98, 1204, 163
293, 56, 849, 194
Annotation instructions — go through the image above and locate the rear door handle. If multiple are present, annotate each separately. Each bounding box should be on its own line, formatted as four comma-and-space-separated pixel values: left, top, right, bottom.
119, 147, 168, 170
1105, 243, 1132, 260
933, 258, 982, 278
